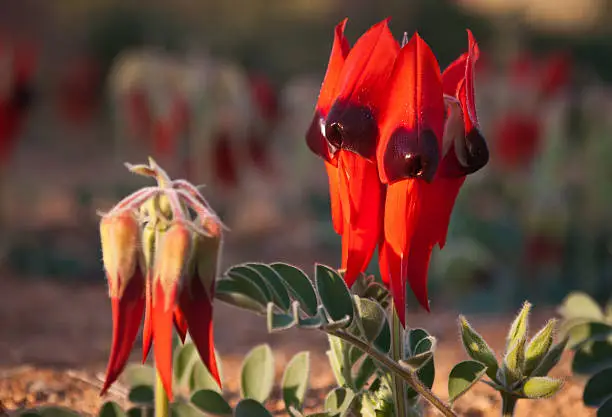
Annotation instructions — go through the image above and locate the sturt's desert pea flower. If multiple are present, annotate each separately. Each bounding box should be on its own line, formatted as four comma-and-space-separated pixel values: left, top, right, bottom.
306, 20, 489, 326
307, 19, 398, 287
99, 158, 223, 400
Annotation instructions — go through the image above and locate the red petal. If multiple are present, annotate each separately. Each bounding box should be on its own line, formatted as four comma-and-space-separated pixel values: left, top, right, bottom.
325, 161, 344, 235
179, 278, 222, 389
442, 53, 467, 98
142, 274, 153, 363
378, 33, 445, 184
174, 306, 188, 344
462, 30, 480, 132
101, 269, 145, 395
318, 19, 351, 113
152, 281, 177, 401
306, 19, 350, 163
337, 151, 383, 287
382, 180, 422, 326
334, 19, 399, 112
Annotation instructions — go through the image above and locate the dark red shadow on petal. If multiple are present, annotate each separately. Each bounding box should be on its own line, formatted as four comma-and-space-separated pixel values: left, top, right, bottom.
382, 127, 440, 184
325, 101, 378, 160
179, 279, 222, 389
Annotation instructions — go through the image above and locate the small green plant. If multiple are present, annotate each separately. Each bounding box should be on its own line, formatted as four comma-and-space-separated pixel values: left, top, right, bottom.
452, 302, 566, 416
558, 292, 612, 417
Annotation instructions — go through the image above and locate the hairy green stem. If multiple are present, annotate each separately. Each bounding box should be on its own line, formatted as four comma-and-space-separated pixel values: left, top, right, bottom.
327, 329, 456, 417
155, 367, 170, 417
390, 303, 407, 417
501, 394, 517, 417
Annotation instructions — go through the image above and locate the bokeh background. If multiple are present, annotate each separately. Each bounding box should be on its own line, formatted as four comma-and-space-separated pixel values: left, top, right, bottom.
1, 0, 612, 317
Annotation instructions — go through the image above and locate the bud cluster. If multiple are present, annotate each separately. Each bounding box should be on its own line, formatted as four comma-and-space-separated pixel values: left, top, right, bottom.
99, 157, 224, 400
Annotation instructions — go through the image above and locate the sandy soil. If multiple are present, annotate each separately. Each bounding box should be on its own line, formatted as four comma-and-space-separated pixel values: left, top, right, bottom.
0, 274, 595, 417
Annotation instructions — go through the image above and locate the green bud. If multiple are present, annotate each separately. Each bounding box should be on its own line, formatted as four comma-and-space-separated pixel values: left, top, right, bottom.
502, 337, 527, 386
531, 337, 568, 377
524, 319, 556, 375
459, 316, 499, 380
522, 376, 564, 399
507, 302, 531, 351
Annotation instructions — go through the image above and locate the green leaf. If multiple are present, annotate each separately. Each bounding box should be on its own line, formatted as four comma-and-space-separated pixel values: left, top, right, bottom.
241, 344, 275, 402
38, 408, 82, 417
558, 292, 603, 321
267, 301, 298, 332
406, 353, 435, 400
583, 368, 612, 407
19, 411, 42, 417
502, 337, 527, 385
327, 336, 351, 387
216, 280, 266, 313
565, 322, 612, 349
282, 352, 311, 413
247, 263, 292, 311
374, 318, 391, 354
573, 340, 612, 375
448, 361, 487, 403
354, 297, 387, 343
353, 356, 377, 390
174, 343, 198, 390
190, 389, 232, 415
414, 336, 436, 355
458, 316, 499, 380
506, 301, 531, 351
400, 352, 433, 371
316, 264, 354, 324
99, 402, 126, 417
190, 358, 223, 393
522, 377, 564, 399
123, 364, 155, 389
524, 319, 557, 375
126, 408, 153, 417
532, 337, 568, 377
298, 306, 326, 328
128, 386, 154, 406
598, 396, 612, 417
228, 265, 273, 301
325, 387, 356, 415
169, 402, 206, 417
271, 263, 318, 316
406, 329, 429, 354
326, 349, 346, 387
217, 274, 267, 310
234, 399, 274, 417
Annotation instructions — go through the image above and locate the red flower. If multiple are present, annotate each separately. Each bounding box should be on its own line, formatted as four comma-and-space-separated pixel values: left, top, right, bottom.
377, 33, 445, 325
307, 21, 489, 325
100, 183, 223, 400
307, 19, 398, 287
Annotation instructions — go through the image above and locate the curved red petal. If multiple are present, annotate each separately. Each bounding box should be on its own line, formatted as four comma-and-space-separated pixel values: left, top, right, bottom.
325, 161, 344, 235
101, 269, 145, 396
335, 19, 399, 110
179, 278, 222, 389
174, 306, 188, 344
142, 274, 153, 363
152, 281, 177, 401
383, 180, 423, 326
378, 33, 445, 184
442, 53, 467, 98
306, 19, 350, 163
338, 151, 383, 287
463, 29, 480, 131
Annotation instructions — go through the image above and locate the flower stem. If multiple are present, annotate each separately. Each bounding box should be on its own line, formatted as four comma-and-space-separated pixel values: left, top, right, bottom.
390, 303, 407, 417
327, 329, 456, 417
501, 394, 517, 417
155, 367, 170, 417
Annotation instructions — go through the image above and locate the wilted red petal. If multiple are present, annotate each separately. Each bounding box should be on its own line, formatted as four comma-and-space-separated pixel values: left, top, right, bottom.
152, 281, 177, 401
174, 306, 188, 344
306, 18, 350, 163
378, 33, 445, 184
179, 278, 222, 388
382, 180, 422, 326
101, 268, 145, 395
325, 19, 399, 160
141, 274, 153, 363
337, 151, 383, 287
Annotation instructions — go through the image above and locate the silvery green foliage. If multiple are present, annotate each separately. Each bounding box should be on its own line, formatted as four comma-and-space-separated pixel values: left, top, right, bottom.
558, 292, 612, 417
451, 302, 565, 407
